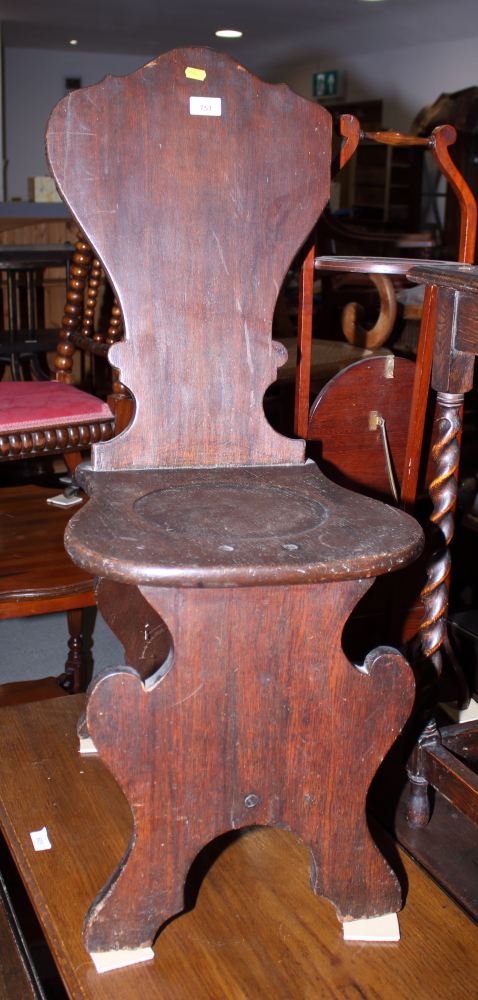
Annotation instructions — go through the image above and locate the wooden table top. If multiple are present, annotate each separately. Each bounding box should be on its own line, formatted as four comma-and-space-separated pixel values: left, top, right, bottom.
0, 485, 95, 618
0, 695, 475, 1000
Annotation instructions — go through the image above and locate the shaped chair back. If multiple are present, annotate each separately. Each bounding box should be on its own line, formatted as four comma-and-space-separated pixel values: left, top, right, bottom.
47, 48, 334, 472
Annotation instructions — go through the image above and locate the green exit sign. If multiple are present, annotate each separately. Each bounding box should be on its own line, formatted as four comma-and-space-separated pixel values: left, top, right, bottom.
313, 71, 339, 99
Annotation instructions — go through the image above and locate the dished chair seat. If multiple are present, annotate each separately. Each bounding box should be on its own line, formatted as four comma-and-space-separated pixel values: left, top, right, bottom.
0, 381, 114, 462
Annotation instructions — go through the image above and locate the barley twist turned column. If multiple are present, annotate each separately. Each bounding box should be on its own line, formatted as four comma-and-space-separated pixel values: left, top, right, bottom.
406, 392, 464, 827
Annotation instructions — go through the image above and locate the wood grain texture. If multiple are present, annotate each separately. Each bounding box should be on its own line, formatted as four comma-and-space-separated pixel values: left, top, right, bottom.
84, 583, 414, 949
95, 579, 171, 680
0, 697, 477, 1000
294, 241, 315, 439
430, 125, 477, 264
330, 113, 360, 178
422, 744, 478, 824
69, 462, 423, 587
308, 356, 416, 503
0, 485, 95, 617
408, 261, 478, 295
362, 130, 429, 147
431, 289, 475, 394
46, 47, 335, 470
440, 719, 478, 760
340, 273, 397, 348
0, 883, 40, 999
400, 285, 437, 512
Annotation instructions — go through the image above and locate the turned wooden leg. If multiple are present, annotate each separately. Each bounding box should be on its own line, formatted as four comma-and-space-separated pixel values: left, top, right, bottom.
63, 451, 83, 478
82, 580, 415, 953
58, 608, 86, 694
406, 391, 463, 827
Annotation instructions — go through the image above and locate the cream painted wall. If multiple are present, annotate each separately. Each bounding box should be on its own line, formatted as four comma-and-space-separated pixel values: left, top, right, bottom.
4, 35, 478, 200
271, 34, 478, 132
4, 47, 153, 200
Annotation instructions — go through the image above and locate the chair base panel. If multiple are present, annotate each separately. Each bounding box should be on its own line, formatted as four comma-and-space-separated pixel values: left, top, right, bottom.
82, 579, 415, 953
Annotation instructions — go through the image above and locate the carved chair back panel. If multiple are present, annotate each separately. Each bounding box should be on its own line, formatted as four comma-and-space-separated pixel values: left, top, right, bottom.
46, 47, 331, 470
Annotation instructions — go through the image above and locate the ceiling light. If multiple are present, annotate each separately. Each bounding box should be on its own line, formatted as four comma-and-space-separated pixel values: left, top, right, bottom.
69, 39, 78, 45
215, 30, 243, 38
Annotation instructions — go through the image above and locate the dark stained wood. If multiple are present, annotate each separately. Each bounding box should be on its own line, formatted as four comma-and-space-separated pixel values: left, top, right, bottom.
0, 697, 478, 1000
0, 485, 94, 617
294, 240, 315, 439
85, 589, 414, 949
408, 261, 478, 295
422, 744, 478, 825
372, 760, 478, 923
70, 462, 423, 588
95, 579, 171, 680
308, 355, 416, 503
440, 719, 478, 760
0, 878, 41, 999
54, 233, 127, 382
0, 485, 95, 692
0, 676, 67, 708
46, 48, 333, 471
0, 420, 114, 463
402, 260, 478, 831
45, 47, 426, 956
400, 285, 437, 512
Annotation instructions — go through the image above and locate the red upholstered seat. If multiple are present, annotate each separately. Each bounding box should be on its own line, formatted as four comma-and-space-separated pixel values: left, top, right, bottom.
0, 382, 112, 433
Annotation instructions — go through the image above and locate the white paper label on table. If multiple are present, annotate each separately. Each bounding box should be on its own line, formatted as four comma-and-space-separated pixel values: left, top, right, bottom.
90, 947, 155, 973
30, 827, 52, 851
79, 736, 98, 754
190, 96, 221, 116
343, 912, 400, 942
46, 494, 83, 508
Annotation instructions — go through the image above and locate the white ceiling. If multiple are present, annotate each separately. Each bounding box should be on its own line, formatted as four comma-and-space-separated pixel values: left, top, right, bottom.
3, 0, 478, 79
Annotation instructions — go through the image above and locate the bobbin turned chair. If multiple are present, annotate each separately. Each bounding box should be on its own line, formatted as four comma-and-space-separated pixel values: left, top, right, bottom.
0, 233, 120, 696
46, 47, 423, 958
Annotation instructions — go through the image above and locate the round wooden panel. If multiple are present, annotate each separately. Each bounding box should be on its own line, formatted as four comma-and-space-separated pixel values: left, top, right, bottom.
133, 483, 328, 540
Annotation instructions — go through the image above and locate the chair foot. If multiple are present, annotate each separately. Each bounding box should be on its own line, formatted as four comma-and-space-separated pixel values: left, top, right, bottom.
81, 582, 415, 953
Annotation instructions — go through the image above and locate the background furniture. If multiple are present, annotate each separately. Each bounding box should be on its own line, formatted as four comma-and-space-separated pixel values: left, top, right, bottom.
0, 233, 115, 696
0, 245, 74, 381
0, 484, 95, 693
403, 260, 478, 829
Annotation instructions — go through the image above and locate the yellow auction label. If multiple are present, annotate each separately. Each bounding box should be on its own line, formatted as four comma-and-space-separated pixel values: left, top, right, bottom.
185, 67, 206, 81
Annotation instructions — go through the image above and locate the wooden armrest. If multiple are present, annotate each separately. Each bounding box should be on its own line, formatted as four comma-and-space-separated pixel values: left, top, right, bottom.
407, 262, 478, 295
315, 255, 433, 275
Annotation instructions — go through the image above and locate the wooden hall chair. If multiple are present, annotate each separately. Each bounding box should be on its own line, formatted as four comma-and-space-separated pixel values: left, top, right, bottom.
46, 48, 424, 959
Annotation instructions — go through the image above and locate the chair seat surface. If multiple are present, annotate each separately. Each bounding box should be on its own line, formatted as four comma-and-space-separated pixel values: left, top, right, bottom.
0, 381, 112, 433
68, 462, 423, 588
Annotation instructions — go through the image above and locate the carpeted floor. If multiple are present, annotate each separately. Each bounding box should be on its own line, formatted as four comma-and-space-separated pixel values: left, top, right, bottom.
0, 608, 124, 687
